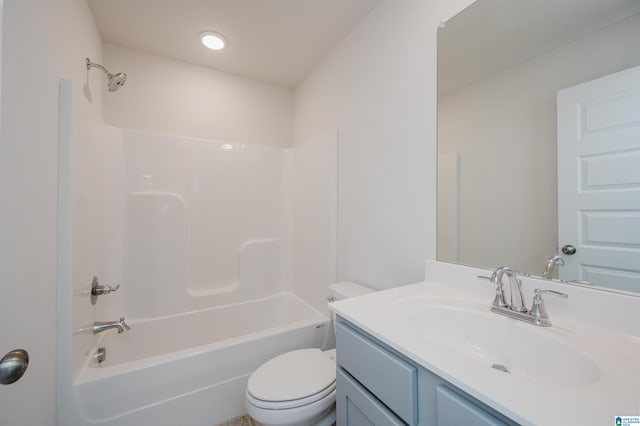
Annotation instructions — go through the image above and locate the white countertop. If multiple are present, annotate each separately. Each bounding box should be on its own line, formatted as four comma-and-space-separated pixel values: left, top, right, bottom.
330, 278, 640, 425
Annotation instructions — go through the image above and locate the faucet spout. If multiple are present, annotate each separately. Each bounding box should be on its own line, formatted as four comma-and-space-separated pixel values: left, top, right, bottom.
92, 317, 130, 334
543, 255, 565, 279
493, 267, 527, 312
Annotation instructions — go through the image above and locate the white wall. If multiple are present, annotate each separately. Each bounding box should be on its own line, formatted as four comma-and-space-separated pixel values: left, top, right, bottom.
288, 131, 338, 314
294, 0, 474, 290
102, 44, 294, 148
438, 14, 640, 274
0, 0, 104, 424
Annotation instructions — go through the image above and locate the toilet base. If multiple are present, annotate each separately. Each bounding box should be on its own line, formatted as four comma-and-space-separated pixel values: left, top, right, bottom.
313, 407, 335, 426
246, 402, 335, 426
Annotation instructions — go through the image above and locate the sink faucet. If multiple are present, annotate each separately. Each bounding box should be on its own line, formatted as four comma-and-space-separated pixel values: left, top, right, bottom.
93, 317, 130, 334
492, 266, 527, 312
543, 255, 565, 279
481, 267, 568, 327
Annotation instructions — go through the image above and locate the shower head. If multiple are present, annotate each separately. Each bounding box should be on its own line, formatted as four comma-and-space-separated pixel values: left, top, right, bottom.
86, 58, 127, 92
107, 72, 127, 92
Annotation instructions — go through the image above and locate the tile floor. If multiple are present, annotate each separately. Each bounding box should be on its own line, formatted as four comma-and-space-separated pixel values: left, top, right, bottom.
217, 415, 262, 426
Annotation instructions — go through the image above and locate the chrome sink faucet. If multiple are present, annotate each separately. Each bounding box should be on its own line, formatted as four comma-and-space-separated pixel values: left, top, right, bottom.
93, 317, 131, 334
491, 266, 527, 312
481, 267, 568, 327
543, 255, 565, 279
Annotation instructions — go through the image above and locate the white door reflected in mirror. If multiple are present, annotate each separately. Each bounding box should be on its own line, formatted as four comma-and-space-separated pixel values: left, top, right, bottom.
557, 65, 640, 293
436, 0, 640, 295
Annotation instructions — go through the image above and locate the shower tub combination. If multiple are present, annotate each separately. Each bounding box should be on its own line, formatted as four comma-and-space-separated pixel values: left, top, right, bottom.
66, 127, 338, 425
74, 294, 328, 426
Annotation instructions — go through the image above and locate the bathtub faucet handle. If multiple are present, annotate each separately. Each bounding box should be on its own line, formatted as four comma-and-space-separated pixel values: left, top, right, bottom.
90, 276, 120, 305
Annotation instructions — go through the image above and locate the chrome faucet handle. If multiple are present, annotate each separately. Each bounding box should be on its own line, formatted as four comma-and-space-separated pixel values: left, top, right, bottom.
534, 289, 568, 299
90, 276, 121, 305
94, 284, 120, 295
528, 288, 568, 327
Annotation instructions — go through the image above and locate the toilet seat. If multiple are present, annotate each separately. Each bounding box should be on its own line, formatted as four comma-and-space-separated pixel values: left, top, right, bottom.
247, 348, 336, 409
247, 381, 336, 410
246, 389, 337, 426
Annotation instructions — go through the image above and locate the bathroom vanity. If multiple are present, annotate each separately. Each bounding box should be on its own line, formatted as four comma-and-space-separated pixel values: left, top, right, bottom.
336, 318, 515, 425
330, 261, 640, 426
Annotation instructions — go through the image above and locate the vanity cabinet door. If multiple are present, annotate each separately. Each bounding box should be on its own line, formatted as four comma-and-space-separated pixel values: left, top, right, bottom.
336, 321, 417, 424
336, 368, 404, 426
436, 385, 508, 426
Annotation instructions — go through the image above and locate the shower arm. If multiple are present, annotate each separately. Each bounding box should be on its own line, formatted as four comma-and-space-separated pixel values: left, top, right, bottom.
86, 58, 112, 77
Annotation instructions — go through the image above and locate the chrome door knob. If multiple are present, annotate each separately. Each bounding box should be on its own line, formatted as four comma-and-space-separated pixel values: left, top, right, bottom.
561, 244, 577, 255
0, 349, 29, 385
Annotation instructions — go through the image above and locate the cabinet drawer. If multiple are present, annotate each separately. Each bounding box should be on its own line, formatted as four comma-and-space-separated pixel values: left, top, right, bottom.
337, 368, 404, 426
336, 321, 417, 425
436, 385, 508, 426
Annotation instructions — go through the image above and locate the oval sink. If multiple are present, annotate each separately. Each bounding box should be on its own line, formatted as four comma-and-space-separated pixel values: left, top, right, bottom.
402, 301, 601, 387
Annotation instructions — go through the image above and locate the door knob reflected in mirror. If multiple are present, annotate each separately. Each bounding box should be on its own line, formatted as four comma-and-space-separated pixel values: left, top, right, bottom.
561, 244, 577, 255
0, 349, 29, 385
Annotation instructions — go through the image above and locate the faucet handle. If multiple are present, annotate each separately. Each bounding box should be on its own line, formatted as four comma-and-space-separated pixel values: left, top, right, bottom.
90, 276, 121, 305
105, 284, 120, 294
534, 288, 568, 299
529, 288, 568, 327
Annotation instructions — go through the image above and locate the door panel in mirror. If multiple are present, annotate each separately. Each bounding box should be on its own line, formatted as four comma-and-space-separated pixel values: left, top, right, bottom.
436, 0, 640, 295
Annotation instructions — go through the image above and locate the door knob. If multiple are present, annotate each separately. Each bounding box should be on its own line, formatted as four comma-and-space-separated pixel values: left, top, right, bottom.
561, 244, 576, 255
0, 349, 29, 385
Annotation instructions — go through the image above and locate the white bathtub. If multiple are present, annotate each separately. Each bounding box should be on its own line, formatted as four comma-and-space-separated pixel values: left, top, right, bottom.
73, 293, 328, 426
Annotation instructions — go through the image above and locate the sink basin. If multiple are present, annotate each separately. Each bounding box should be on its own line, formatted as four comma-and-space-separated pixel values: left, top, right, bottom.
396, 298, 601, 387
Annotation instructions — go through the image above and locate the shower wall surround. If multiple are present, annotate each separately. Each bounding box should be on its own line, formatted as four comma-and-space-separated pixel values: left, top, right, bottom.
122, 130, 287, 318
73, 126, 337, 379
72, 124, 124, 379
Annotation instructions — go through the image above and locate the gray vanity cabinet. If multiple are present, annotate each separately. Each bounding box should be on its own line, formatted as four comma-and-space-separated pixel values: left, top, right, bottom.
335, 317, 518, 426
336, 369, 404, 426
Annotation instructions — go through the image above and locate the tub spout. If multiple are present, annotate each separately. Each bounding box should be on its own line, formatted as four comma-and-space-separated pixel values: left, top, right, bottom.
93, 317, 130, 334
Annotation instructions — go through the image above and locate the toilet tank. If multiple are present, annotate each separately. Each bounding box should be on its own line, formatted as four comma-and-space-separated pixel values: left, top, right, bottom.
329, 281, 374, 301
328, 282, 374, 335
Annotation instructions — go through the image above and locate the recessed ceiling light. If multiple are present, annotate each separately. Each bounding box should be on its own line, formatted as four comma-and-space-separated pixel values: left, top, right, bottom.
200, 32, 227, 51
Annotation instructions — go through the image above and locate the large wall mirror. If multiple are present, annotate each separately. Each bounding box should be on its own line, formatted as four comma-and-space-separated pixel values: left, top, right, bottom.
437, 0, 640, 294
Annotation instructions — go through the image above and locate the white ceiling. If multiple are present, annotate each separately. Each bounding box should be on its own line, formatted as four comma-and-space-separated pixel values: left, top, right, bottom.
438, 0, 640, 96
87, 0, 381, 88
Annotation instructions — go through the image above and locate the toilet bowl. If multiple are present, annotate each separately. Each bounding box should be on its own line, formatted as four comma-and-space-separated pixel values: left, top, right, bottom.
244, 282, 373, 426
245, 348, 337, 426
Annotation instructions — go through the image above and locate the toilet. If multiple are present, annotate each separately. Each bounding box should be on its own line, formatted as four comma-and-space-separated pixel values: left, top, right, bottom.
245, 282, 374, 426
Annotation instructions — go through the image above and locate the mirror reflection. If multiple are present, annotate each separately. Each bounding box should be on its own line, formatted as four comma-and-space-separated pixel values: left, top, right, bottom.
437, 0, 640, 293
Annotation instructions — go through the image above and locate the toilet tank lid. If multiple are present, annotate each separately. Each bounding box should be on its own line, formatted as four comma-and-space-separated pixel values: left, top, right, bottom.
329, 281, 374, 300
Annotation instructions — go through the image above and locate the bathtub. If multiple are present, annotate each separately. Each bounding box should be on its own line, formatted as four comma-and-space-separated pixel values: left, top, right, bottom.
73, 293, 328, 426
